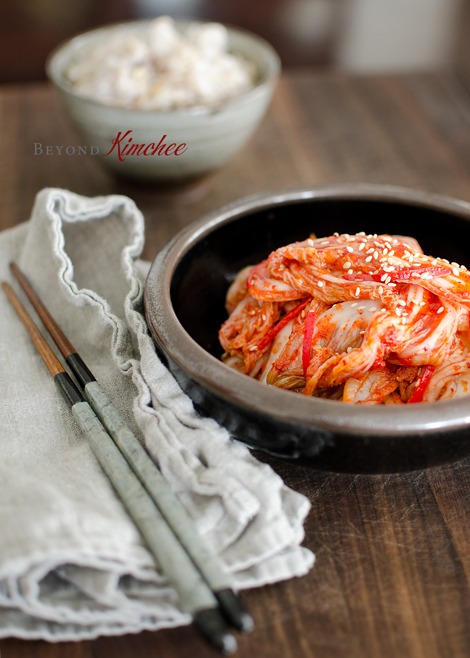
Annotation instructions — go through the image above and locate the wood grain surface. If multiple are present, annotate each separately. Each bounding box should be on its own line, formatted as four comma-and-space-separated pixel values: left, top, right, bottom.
1, 70, 470, 658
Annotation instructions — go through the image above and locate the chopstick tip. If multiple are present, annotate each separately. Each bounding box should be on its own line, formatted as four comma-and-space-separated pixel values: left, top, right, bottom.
194, 608, 238, 655
216, 589, 255, 634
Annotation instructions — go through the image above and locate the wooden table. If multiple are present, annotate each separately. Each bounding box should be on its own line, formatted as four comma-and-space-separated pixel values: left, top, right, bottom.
1, 70, 470, 658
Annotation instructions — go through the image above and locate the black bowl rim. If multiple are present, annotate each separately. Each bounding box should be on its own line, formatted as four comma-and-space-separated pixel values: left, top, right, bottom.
144, 183, 470, 438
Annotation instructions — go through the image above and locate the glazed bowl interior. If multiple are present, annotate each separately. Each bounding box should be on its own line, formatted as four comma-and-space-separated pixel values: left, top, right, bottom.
145, 185, 470, 472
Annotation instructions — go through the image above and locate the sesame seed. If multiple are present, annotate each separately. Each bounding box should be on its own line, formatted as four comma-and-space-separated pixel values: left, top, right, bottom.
452, 268, 460, 276
307, 238, 314, 246
395, 308, 402, 316
317, 280, 324, 287
380, 273, 388, 282
373, 250, 379, 259
343, 261, 352, 269
351, 302, 358, 307
420, 301, 426, 306
366, 247, 374, 254
437, 306, 444, 314
261, 314, 267, 321
355, 287, 360, 297
398, 300, 406, 306
358, 305, 366, 310
358, 243, 366, 251
348, 269, 354, 275
249, 345, 258, 351
365, 255, 373, 262
346, 246, 354, 253
378, 286, 383, 294
385, 276, 392, 284
346, 346, 352, 353
401, 317, 407, 324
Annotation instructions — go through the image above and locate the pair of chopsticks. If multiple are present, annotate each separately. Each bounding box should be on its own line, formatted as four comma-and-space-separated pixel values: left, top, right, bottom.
2, 263, 254, 655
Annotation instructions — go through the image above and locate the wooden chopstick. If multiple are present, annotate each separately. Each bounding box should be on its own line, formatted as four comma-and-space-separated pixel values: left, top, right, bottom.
2, 279, 242, 655
9, 262, 253, 635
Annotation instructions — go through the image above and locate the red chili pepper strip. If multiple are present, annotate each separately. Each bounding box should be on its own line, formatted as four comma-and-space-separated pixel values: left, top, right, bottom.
342, 273, 375, 282
246, 260, 267, 288
408, 365, 436, 403
256, 298, 311, 352
302, 310, 316, 376
389, 266, 451, 282
344, 266, 452, 284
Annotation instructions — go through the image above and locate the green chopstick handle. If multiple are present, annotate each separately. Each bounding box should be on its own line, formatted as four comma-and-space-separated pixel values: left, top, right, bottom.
83, 380, 253, 633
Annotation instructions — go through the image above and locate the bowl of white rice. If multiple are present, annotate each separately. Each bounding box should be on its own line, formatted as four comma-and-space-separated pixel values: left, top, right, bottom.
46, 16, 280, 184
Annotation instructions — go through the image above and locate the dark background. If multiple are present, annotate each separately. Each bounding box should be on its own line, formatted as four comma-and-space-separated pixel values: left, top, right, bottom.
2, 0, 469, 85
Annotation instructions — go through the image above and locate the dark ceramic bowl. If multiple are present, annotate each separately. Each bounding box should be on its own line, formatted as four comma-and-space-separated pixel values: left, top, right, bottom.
144, 184, 470, 473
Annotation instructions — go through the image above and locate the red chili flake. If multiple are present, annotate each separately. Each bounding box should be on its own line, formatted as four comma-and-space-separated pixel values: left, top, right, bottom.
408, 365, 436, 403
256, 298, 311, 352
302, 310, 316, 376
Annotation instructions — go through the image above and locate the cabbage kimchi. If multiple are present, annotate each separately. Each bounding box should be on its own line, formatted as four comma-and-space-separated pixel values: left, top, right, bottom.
219, 232, 470, 404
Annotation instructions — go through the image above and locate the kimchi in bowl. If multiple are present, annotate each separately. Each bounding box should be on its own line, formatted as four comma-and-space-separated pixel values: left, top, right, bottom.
144, 184, 470, 473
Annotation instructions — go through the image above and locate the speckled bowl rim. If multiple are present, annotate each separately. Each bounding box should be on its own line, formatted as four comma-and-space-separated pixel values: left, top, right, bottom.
145, 183, 470, 439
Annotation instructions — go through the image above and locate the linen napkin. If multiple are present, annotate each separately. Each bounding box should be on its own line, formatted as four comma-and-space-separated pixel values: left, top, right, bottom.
0, 188, 314, 641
